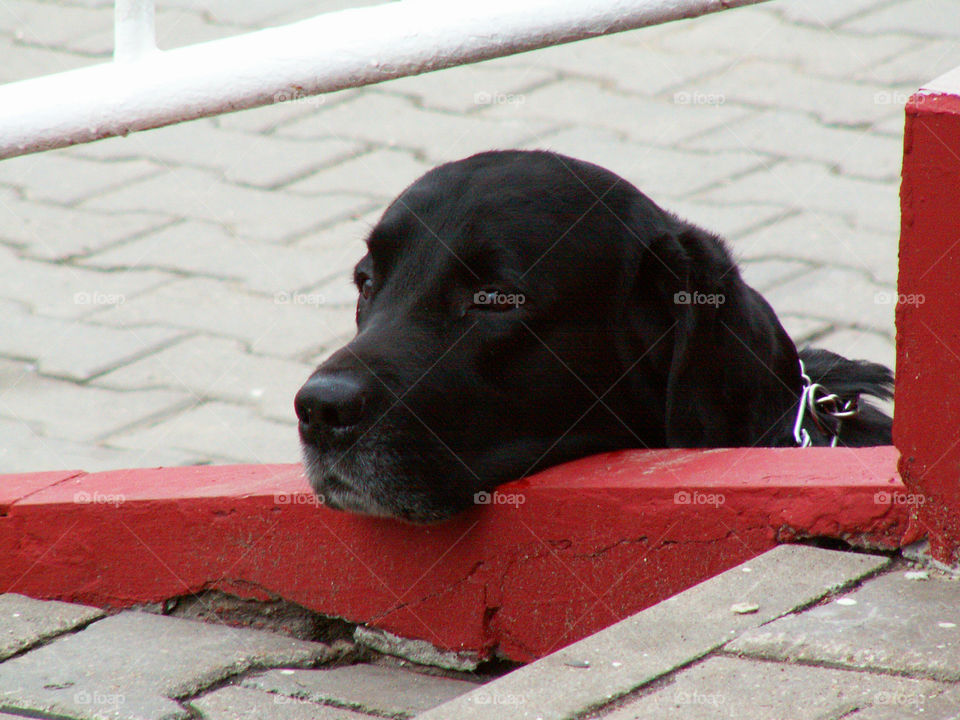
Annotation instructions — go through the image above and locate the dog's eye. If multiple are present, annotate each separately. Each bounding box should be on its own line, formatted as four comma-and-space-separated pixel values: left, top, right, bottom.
356, 274, 374, 300
470, 287, 525, 312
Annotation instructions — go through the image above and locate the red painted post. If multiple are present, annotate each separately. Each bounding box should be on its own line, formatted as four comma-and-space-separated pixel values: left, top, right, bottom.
896, 66, 960, 566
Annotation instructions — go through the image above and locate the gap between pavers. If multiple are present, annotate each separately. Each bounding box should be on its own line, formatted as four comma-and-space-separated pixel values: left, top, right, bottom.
416, 544, 891, 720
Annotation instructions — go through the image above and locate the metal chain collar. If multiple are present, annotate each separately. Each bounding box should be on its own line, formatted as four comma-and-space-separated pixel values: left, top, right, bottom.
793, 359, 860, 447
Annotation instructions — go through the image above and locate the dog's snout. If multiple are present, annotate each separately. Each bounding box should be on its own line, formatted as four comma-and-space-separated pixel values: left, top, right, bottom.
295, 373, 367, 434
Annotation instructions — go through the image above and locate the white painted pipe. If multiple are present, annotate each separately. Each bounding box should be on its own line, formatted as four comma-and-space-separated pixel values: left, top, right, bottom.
114, 0, 156, 63
0, 0, 768, 160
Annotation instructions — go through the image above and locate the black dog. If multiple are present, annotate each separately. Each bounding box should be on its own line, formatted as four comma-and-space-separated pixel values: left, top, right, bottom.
295, 150, 893, 522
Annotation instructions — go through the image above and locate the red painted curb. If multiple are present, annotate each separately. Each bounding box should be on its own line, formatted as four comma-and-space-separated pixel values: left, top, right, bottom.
896, 80, 960, 565
0, 448, 919, 661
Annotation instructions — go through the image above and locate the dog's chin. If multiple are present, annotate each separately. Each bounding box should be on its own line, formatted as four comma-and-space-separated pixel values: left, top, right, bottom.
299, 444, 462, 524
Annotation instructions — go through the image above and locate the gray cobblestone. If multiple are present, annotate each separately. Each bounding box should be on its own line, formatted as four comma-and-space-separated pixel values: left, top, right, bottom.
0, 152, 162, 205
190, 686, 374, 720
681, 109, 905, 181
0, 415, 202, 472
659, 8, 912, 80
482, 78, 750, 147
699, 60, 916, 126
0, 33, 92, 83
734, 212, 899, 285
277, 91, 561, 163
0, 0, 108, 48
726, 571, 960, 681
87, 277, 358, 358
244, 664, 477, 717
0, 594, 103, 662
0, 191, 174, 261
769, 0, 896, 27
93, 335, 315, 424
696, 160, 900, 234
81, 167, 373, 243
842, 0, 960, 38
71, 120, 364, 189
761, 266, 896, 335
287, 148, 433, 201
858, 39, 960, 86
0, 357, 192, 442
523, 127, 767, 201
81, 219, 360, 296
0, 611, 332, 720
0, 300, 186, 382
601, 655, 947, 720
814, 327, 897, 373
105, 400, 300, 464
0, 243, 174, 320
383, 57, 557, 114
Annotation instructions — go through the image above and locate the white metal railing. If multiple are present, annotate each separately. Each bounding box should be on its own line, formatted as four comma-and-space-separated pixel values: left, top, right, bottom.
0, 0, 769, 160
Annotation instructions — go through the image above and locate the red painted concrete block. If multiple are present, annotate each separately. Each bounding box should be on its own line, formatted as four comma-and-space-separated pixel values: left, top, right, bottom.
896, 67, 960, 566
0, 448, 918, 662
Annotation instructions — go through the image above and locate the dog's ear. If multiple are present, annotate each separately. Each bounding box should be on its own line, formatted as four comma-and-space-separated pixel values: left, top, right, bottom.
650, 225, 801, 447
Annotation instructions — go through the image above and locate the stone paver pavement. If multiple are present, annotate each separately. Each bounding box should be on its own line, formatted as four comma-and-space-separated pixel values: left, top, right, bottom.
4, 546, 958, 720
3, 0, 956, 471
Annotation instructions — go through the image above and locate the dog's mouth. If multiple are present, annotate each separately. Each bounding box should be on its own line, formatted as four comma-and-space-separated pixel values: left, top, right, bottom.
299, 441, 463, 523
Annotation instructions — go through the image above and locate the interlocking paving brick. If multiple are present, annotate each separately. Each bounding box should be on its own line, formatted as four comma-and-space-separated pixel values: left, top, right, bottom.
105, 400, 299, 464
769, 0, 893, 27
277, 91, 559, 163
293, 208, 382, 254
287, 148, 433, 201
88, 277, 357, 358
0, 611, 332, 720
482, 78, 749, 147
382, 57, 556, 114
0, 152, 162, 205
696, 160, 900, 234
814, 327, 896, 373
597, 656, 948, 720
857, 39, 960, 86
502, 35, 731, 97
215, 88, 362, 134
190, 685, 374, 720
734, 211, 899, 285
71, 120, 364, 189
726, 570, 960, 681
0, 243, 174, 321
0, 191, 174, 261
0, 34, 93, 84
681, 109, 905, 181
1, 0, 109, 48
739, 258, 813, 294
660, 8, 911, 80
0, 594, 103, 661
699, 60, 915, 126
0, 415, 201, 473
418, 546, 890, 720
81, 219, 360, 295
81, 167, 372, 243
842, 0, 960, 38
94, 335, 316, 424
244, 664, 477, 718
523, 127, 767, 200
778, 315, 834, 345
0, 357, 192, 442
68, 7, 247, 56
762, 266, 895, 333
0, 301, 185, 382
659, 199, 788, 242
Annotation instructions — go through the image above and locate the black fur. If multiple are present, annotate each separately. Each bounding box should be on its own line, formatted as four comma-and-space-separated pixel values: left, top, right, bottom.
295, 150, 894, 522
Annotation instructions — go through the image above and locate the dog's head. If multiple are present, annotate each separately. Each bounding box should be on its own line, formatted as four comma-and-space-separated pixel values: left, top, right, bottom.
295, 150, 800, 522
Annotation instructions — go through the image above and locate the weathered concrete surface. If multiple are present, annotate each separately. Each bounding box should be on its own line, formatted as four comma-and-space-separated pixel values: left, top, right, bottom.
416, 545, 889, 720
0, 611, 333, 720
0, 594, 103, 661
726, 569, 960, 680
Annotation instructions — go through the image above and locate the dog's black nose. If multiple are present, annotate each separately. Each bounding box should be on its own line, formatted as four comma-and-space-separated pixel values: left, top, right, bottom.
295, 373, 367, 432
